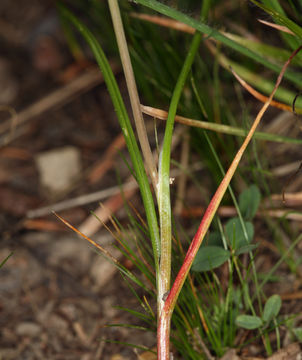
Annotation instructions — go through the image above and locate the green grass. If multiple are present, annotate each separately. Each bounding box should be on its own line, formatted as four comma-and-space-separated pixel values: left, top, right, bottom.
58, 0, 302, 358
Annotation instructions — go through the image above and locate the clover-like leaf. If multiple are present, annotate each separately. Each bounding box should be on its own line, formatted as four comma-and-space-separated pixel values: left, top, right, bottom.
293, 328, 302, 342
235, 314, 262, 330
235, 243, 259, 256
201, 231, 223, 248
225, 217, 254, 250
192, 246, 230, 272
263, 294, 282, 323
239, 185, 261, 220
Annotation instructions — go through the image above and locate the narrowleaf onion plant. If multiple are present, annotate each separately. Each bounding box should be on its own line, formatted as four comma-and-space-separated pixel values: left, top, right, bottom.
57, 0, 302, 358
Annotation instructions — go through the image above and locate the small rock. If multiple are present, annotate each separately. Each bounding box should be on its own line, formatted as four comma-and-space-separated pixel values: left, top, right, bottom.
220, 349, 240, 360
48, 314, 68, 334
35, 146, 81, 193
16, 322, 41, 337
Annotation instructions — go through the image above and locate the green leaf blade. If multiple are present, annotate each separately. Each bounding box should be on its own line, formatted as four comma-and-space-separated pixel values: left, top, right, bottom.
225, 217, 254, 250
263, 294, 282, 323
239, 185, 261, 220
192, 246, 230, 272
134, 0, 302, 87
236, 315, 263, 330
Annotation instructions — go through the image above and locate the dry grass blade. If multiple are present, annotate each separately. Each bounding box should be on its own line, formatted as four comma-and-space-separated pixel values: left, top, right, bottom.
231, 68, 298, 113
130, 12, 195, 34
141, 105, 302, 144
270, 191, 302, 206
53, 211, 120, 265
0, 105, 18, 146
181, 205, 302, 222
78, 183, 136, 237
258, 19, 295, 35
282, 162, 302, 203
108, 0, 158, 190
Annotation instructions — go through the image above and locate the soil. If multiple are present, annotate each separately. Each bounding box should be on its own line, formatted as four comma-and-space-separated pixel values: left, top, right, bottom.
0, 1, 155, 359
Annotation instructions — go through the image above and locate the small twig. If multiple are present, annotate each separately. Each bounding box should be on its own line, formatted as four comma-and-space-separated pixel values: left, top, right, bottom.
94, 338, 106, 360
0, 66, 113, 144
282, 162, 302, 203
193, 329, 215, 360
75, 126, 186, 238
270, 191, 302, 207
53, 211, 120, 265
0, 105, 18, 146
141, 104, 302, 144
108, 0, 158, 190
231, 68, 299, 113
130, 12, 195, 34
78, 181, 136, 237
26, 181, 137, 218
181, 205, 302, 222
271, 160, 302, 177
27, 151, 202, 221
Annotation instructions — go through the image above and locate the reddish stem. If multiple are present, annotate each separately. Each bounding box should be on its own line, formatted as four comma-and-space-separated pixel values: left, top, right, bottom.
157, 45, 302, 359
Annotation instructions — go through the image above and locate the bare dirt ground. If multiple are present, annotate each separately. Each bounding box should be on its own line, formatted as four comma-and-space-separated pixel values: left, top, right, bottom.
0, 1, 156, 359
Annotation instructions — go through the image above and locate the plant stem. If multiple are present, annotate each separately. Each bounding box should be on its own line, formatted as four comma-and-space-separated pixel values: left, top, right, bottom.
157, 31, 202, 315
108, 0, 158, 191
141, 105, 302, 144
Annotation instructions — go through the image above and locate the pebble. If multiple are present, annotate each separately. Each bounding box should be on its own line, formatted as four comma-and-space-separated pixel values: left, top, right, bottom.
35, 146, 81, 193
16, 322, 41, 337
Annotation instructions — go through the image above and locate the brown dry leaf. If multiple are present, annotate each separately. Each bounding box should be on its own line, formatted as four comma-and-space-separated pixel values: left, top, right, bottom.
231, 68, 295, 113
258, 19, 295, 35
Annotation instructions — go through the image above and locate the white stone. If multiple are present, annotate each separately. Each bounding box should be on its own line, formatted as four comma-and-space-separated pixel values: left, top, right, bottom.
35, 146, 81, 193
16, 322, 41, 337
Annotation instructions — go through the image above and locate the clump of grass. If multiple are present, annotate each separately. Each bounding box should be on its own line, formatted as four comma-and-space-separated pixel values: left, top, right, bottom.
58, 0, 302, 358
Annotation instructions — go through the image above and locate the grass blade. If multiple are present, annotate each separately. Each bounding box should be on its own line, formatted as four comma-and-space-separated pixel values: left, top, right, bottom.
57, 4, 160, 276
134, 0, 302, 87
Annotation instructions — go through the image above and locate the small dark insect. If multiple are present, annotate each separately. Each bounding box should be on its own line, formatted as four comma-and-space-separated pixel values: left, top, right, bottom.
292, 91, 302, 115
283, 93, 302, 203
